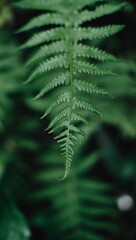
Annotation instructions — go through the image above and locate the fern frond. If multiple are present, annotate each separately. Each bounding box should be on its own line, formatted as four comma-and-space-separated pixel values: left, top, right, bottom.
58, 135, 75, 180
69, 125, 86, 137
49, 121, 69, 134
17, 13, 65, 33
73, 44, 117, 62
20, 28, 66, 49
41, 91, 70, 118
71, 113, 90, 126
16, 0, 124, 178
54, 124, 85, 139
75, 3, 126, 26
73, 98, 101, 116
34, 72, 69, 99
77, 0, 106, 10
31, 145, 118, 240
26, 41, 67, 65
14, 0, 66, 12
26, 55, 68, 83
74, 80, 108, 96
75, 25, 125, 41
74, 60, 116, 76
54, 130, 68, 140
47, 108, 70, 130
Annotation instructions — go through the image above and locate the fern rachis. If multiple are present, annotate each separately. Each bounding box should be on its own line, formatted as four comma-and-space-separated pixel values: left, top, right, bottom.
15, 0, 125, 179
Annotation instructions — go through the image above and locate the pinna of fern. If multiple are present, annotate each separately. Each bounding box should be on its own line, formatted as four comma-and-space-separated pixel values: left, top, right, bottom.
15, 0, 125, 179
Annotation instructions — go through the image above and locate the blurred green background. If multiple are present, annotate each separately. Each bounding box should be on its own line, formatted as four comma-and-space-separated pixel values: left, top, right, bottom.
0, 0, 136, 240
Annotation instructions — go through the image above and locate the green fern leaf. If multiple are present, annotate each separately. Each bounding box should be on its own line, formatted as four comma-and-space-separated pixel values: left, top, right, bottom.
20, 28, 66, 49
73, 44, 117, 62
77, 0, 106, 10
16, 0, 124, 178
26, 55, 68, 83
74, 80, 108, 96
49, 121, 69, 134
47, 108, 70, 130
74, 60, 116, 76
58, 137, 75, 180
69, 125, 86, 137
75, 3, 126, 26
34, 72, 69, 99
42, 91, 70, 118
14, 0, 66, 12
71, 113, 90, 126
26, 41, 67, 65
75, 25, 125, 41
17, 13, 65, 33
73, 98, 101, 116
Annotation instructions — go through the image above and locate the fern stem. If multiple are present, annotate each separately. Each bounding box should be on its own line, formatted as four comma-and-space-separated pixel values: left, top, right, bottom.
59, 0, 75, 180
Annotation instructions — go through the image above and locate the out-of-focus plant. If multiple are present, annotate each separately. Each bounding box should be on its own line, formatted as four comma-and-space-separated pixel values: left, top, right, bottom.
0, 0, 13, 28
29, 143, 118, 240
0, 31, 22, 132
81, 58, 136, 138
0, 200, 31, 240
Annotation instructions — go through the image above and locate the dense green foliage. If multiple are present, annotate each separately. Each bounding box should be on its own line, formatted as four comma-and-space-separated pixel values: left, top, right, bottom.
0, 200, 30, 240
0, 0, 136, 240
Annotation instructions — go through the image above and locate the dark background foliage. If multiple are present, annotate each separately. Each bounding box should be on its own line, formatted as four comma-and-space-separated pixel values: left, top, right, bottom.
0, 0, 136, 240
